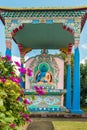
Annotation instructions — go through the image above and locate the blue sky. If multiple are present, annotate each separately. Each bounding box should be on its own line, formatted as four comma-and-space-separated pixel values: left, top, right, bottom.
0, 0, 87, 7
0, 0, 87, 62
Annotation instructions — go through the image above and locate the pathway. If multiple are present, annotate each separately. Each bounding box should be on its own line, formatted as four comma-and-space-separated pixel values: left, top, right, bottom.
26, 121, 54, 130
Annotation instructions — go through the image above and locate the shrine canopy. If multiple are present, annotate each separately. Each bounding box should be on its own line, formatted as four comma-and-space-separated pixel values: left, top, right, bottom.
14, 23, 74, 49
0, 6, 87, 49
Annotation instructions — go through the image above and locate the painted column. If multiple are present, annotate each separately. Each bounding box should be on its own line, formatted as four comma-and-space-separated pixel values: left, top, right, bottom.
5, 38, 12, 57
5, 19, 12, 57
71, 42, 83, 114
66, 54, 71, 109
18, 44, 32, 88
20, 55, 25, 88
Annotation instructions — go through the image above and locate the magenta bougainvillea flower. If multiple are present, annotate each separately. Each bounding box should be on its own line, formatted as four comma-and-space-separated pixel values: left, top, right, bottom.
23, 99, 32, 105
17, 97, 20, 101
10, 123, 16, 128
18, 67, 26, 74
0, 78, 6, 83
27, 68, 32, 76
11, 71, 15, 75
19, 112, 23, 115
17, 97, 23, 102
25, 118, 32, 122
19, 112, 32, 122
34, 86, 45, 95
10, 76, 22, 84
17, 97, 21, 101
6, 55, 12, 61
14, 61, 21, 67
1, 56, 5, 60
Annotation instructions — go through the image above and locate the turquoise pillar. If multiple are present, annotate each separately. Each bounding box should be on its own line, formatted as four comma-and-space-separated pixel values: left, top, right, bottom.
5, 48, 11, 57
66, 64, 71, 109
20, 56, 25, 89
71, 47, 83, 114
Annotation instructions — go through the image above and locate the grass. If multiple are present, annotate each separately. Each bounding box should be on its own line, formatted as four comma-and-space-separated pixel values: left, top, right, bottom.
53, 121, 87, 130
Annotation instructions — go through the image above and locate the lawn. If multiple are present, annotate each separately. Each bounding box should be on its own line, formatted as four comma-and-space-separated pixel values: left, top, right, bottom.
53, 121, 87, 130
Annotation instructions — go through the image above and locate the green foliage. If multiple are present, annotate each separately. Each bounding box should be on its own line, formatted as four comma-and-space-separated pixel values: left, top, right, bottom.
80, 62, 87, 106
0, 56, 29, 130
53, 121, 87, 130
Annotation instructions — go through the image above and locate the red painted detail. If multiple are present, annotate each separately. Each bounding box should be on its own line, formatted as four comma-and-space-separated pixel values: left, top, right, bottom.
68, 43, 73, 54
11, 24, 24, 37
62, 24, 74, 36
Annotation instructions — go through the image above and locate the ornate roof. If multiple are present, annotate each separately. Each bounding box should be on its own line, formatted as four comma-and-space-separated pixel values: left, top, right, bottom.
0, 6, 87, 49
0, 6, 87, 11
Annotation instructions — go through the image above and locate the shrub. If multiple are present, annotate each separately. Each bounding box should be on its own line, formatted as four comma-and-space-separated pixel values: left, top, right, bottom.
0, 56, 31, 130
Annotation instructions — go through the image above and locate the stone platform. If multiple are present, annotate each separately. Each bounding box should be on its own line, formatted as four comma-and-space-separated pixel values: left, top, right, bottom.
29, 113, 87, 119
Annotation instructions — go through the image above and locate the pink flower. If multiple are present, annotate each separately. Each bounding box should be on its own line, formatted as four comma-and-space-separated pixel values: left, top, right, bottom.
14, 61, 21, 67
6, 55, 12, 61
18, 67, 26, 74
23, 99, 32, 105
17, 97, 22, 102
19, 112, 32, 122
10, 77, 21, 84
22, 114, 29, 118
34, 86, 45, 95
19, 112, 29, 118
17, 97, 21, 101
1, 56, 5, 60
11, 71, 15, 75
27, 68, 32, 76
1, 78, 6, 83
19, 112, 23, 115
25, 118, 32, 122
10, 123, 16, 128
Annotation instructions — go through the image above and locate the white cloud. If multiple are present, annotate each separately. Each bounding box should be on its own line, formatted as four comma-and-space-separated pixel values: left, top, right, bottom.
81, 44, 87, 50
80, 57, 87, 64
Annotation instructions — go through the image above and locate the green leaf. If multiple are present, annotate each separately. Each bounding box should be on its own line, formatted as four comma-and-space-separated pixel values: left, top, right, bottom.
0, 99, 3, 106
0, 106, 6, 111
0, 90, 7, 96
0, 119, 6, 124
5, 117, 14, 123
0, 113, 5, 118
15, 126, 22, 130
2, 126, 9, 130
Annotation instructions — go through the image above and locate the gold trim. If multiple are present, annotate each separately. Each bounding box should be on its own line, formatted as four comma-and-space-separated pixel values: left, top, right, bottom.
60, 48, 68, 54
0, 6, 87, 11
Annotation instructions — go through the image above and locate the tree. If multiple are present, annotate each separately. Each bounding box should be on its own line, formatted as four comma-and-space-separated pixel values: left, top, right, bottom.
80, 61, 87, 106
